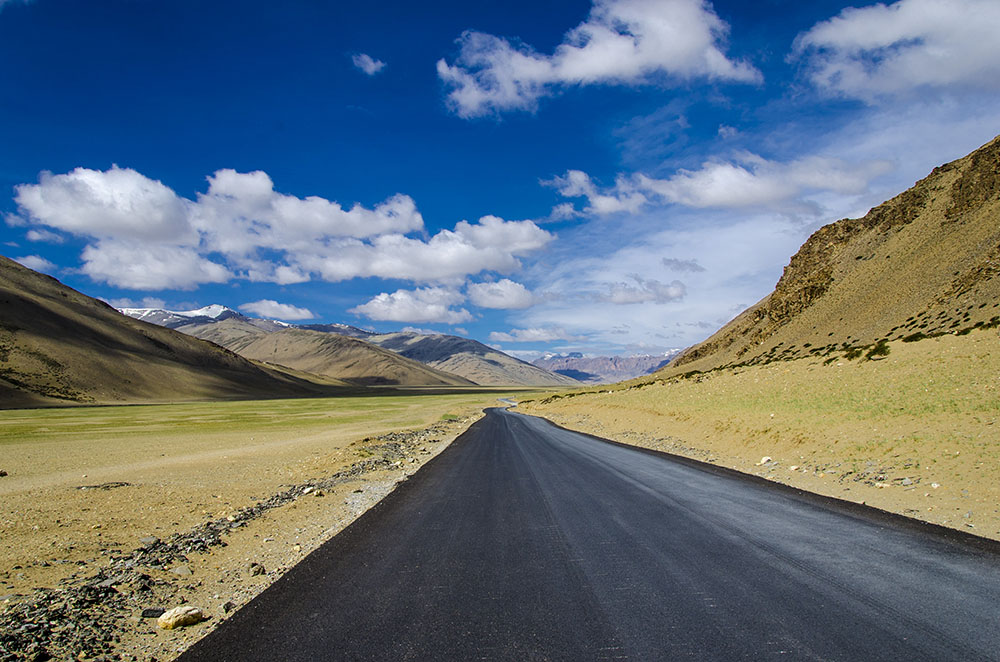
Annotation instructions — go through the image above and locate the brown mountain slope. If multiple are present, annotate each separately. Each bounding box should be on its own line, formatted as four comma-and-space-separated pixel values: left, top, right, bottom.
661, 134, 1000, 377
213, 327, 477, 387
368, 332, 580, 386
0, 257, 346, 408
175, 317, 271, 349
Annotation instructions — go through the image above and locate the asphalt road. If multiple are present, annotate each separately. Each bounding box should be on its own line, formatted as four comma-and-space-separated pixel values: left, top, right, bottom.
180, 408, 1000, 661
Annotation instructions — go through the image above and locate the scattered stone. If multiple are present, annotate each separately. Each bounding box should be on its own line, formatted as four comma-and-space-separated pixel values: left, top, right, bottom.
170, 564, 193, 577
302, 486, 314, 495
0, 470, 8, 477
141, 607, 166, 619
292, 544, 301, 553
139, 536, 160, 546
248, 562, 265, 576
756, 456, 772, 466
931, 483, 941, 489
157, 605, 206, 629
789, 465, 799, 471
900, 478, 913, 486
222, 601, 236, 614
76, 481, 131, 491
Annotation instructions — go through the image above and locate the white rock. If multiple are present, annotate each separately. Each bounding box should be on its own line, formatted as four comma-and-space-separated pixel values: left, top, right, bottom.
757, 456, 772, 466
158, 605, 205, 629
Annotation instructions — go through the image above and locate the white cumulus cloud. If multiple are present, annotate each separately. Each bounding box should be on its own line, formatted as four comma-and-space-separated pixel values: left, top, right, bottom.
352, 53, 386, 76
438, 0, 760, 118
552, 152, 892, 217
545, 170, 647, 215
14, 166, 195, 242
13, 254, 56, 274
794, 0, 1000, 101
79, 240, 231, 290
12, 166, 552, 291
467, 278, 535, 309
349, 287, 473, 324
238, 299, 315, 321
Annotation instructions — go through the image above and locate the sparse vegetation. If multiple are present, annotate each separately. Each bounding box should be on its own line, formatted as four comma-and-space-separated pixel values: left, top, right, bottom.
864, 339, 891, 359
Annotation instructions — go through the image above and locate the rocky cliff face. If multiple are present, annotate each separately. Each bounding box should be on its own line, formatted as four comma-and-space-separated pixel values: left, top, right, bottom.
668, 134, 1000, 375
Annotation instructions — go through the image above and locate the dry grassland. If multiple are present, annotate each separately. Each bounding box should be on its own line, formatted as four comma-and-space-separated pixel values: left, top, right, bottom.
520, 328, 1000, 541
0, 391, 505, 659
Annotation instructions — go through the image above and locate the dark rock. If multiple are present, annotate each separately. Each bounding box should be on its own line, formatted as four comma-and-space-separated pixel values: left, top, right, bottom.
141, 607, 165, 619
248, 562, 265, 576
222, 601, 236, 613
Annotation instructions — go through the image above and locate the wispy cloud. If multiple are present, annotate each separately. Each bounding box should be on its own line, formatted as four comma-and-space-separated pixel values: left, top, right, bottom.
488, 327, 583, 343
352, 53, 386, 76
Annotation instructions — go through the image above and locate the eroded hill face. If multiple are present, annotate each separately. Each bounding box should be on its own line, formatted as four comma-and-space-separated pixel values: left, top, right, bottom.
0, 257, 342, 408
666, 134, 1000, 376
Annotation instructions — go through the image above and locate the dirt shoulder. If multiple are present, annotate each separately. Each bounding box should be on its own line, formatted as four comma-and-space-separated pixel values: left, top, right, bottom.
518, 328, 1000, 543
0, 395, 492, 661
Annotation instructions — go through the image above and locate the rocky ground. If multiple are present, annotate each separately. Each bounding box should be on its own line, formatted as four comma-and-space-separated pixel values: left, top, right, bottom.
0, 413, 482, 661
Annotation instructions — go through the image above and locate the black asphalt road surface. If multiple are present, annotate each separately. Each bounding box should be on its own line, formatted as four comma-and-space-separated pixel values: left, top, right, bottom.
180, 408, 1000, 661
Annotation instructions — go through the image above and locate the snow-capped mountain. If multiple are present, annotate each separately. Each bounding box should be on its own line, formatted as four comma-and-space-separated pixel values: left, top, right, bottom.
117, 305, 371, 336
117, 305, 245, 329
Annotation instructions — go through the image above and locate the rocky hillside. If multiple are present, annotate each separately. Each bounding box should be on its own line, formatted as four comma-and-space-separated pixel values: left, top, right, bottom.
0, 257, 345, 408
368, 332, 580, 386
662, 134, 1000, 377
532, 352, 681, 384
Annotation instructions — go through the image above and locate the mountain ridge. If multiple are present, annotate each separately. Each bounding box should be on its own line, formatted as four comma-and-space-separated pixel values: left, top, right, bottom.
122, 308, 578, 387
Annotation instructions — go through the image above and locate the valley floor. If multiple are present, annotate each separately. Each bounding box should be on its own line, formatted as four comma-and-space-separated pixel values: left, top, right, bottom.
519, 327, 1000, 543
0, 392, 502, 661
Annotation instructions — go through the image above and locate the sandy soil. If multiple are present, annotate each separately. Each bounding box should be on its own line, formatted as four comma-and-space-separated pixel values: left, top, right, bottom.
0, 394, 496, 660
519, 328, 1000, 543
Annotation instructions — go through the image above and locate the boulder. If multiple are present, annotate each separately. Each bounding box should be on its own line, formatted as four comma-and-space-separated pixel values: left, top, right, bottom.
157, 605, 206, 629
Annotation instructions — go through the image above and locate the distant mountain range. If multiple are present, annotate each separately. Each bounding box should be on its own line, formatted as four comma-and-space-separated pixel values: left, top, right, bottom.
532, 351, 682, 384
0, 257, 347, 408
119, 306, 578, 387
662, 134, 1000, 377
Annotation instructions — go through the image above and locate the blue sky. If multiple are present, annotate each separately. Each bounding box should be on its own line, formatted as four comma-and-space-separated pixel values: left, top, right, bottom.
3, 0, 1000, 358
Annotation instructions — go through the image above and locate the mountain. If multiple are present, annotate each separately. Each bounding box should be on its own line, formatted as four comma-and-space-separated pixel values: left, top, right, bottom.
367, 332, 580, 386
120, 306, 374, 338
118, 304, 250, 329
661, 134, 1000, 377
124, 307, 578, 387
179, 324, 475, 387
532, 352, 682, 384
0, 257, 346, 408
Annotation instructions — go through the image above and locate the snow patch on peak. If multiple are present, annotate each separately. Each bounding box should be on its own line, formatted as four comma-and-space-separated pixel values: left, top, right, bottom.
177, 304, 234, 319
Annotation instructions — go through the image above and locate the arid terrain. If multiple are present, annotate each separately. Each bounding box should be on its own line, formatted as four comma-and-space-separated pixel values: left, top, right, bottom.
0, 392, 508, 660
